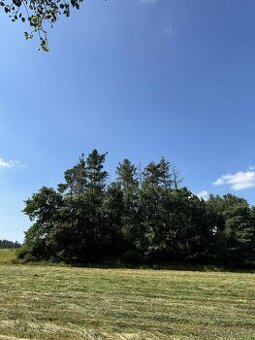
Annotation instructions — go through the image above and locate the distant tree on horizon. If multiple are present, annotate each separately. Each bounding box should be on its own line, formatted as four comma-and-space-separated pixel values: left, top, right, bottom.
0, 239, 20, 248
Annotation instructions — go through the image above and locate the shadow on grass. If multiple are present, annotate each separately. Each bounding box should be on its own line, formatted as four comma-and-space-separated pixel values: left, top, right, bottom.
19, 258, 255, 274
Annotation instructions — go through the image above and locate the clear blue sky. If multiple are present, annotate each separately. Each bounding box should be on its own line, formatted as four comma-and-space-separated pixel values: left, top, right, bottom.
1, 0, 255, 241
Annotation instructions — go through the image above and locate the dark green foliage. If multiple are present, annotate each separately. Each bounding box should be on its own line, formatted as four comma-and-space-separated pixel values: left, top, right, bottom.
115, 159, 140, 259
169, 189, 214, 262
207, 194, 255, 267
0, 239, 20, 248
58, 154, 87, 195
20, 150, 255, 268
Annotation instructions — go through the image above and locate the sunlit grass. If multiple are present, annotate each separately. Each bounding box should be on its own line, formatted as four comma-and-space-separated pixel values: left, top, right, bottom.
0, 248, 18, 264
0, 265, 254, 339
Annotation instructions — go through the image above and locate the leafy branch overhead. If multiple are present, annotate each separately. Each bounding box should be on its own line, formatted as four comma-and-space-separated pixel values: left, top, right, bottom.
1, 0, 83, 51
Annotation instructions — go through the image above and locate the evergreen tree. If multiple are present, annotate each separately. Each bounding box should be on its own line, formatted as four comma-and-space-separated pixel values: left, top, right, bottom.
171, 188, 213, 262
158, 157, 173, 189
116, 159, 140, 261
103, 183, 124, 257
58, 154, 87, 195
139, 161, 170, 261
86, 149, 108, 195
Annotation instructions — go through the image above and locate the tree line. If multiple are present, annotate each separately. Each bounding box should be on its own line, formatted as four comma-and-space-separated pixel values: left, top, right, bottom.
19, 149, 255, 268
0, 240, 20, 248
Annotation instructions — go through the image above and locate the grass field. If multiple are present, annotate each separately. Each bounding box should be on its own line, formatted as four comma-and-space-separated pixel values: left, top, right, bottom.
0, 248, 18, 264
0, 251, 254, 339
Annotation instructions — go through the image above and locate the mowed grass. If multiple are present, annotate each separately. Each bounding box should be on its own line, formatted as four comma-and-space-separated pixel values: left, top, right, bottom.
0, 264, 254, 338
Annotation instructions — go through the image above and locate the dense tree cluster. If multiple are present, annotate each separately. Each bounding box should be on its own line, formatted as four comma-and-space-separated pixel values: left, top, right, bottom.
19, 150, 255, 268
0, 239, 20, 248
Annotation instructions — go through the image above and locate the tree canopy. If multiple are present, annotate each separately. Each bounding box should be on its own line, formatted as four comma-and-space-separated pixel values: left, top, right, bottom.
19, 149, 255, 268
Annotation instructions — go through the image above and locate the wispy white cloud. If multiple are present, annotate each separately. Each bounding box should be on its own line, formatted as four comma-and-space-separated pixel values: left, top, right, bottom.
196, 190, 209, 200
164, 26, 174, 36
139, 0, 158, 4
213, 170, 255, 190
0, 158, 23, 169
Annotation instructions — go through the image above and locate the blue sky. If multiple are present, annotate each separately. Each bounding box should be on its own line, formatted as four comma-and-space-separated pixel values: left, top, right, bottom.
1, 0, 255, 241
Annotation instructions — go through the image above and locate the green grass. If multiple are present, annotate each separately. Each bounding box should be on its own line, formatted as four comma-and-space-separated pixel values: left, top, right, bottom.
0, 248, 18, 264
0, 264, 254, 339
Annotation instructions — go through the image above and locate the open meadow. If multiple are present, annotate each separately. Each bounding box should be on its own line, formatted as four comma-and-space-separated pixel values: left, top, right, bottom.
0, 248, 18, 264
0, 251, 253, 339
